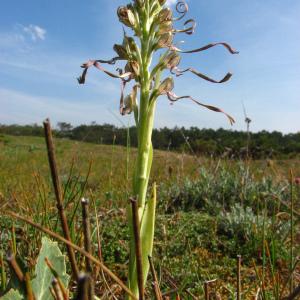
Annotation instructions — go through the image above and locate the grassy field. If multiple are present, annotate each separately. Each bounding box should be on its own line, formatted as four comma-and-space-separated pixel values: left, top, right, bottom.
1, 134, 298, 204
0, 134, 299, 299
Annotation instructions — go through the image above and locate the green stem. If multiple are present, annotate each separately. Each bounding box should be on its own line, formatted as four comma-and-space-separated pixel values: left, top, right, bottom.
127, 3, 165, 297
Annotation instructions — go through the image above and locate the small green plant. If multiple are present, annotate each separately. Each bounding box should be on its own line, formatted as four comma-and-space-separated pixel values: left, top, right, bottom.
79, 0, 237, 297
0, 237, 69, 300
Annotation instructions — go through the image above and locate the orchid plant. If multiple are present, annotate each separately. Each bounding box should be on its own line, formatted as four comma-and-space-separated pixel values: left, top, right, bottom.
78, 0, 238, 298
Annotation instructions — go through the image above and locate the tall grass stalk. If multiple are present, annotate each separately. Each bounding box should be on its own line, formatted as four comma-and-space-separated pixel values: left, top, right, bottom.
289, 170, 294, 293
0, 252, 6, 292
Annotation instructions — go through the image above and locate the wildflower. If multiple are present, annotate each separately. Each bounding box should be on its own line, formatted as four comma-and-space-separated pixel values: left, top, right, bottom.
79, 1, 238, 297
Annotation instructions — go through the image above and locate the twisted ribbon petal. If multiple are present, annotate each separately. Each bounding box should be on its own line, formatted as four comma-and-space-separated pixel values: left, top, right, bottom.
167, 91, 235, 125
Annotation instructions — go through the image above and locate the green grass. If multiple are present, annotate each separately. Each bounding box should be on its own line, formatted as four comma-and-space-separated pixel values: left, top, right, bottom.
1, 134, 299, 205
0, 134, 299, 299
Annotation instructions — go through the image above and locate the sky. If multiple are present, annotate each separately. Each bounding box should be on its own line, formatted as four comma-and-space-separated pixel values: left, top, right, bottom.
0, 0, 299, 133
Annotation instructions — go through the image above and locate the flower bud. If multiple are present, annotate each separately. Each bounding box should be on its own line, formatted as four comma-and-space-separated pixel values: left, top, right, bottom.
125, 61, 140, 77
117, 6, 136, 28
122, 94, 134, 115
165, 52, 181, 69
157, 32, 173, 48
158, 77, 174, 95
113, 44, 127, 59
159, 21, 173, 34
124, 36, 137, 53
158, 8, 172, 23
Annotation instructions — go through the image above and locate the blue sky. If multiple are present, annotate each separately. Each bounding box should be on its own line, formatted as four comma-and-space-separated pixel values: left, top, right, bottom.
0, 0, 299, 133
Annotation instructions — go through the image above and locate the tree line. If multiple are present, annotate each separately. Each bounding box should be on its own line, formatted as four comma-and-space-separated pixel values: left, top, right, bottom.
1, 122, 299, 159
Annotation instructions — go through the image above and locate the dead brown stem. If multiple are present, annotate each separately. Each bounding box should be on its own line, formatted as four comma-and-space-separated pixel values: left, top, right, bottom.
81, 198, 95, 300
6, 252, 24, 282
52, 278, 64, 300
43, 118, 79, 279
148, 256, 162, 300
25, 272, 35, 300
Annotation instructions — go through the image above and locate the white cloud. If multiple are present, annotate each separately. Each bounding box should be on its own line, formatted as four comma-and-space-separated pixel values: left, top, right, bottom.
23, 24, 46, 41
0, 88, 122, 126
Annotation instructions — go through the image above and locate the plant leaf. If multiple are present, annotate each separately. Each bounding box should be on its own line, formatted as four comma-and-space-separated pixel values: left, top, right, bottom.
140, 181, 156, 286
0, 289, 23, 300
31, 237, 70, 300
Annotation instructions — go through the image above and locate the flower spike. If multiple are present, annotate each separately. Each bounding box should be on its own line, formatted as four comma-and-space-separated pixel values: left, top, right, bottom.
79, 2, 238, 296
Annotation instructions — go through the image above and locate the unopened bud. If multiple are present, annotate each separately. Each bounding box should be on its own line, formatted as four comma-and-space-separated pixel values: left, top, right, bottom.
165, 52, 181, 69
159, 21, 173, 34
157, 32, 173, 48
117, 6, 136, 28
158, 8, 172, 23
113, 44, 127, 59
158, 77, 174, 95
125, 61, 140, 77
122, 94, 134, 115
124, 36, 137, 53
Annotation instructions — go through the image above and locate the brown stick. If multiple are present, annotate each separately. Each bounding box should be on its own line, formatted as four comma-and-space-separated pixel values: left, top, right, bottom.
75, 273, 89, 300
204, 280, 216, 300
131, 198, 144, 300
289, 169, 294, 293
52, 278, 64, 300
81, 198, 93, 273
204, 281, 209, 300
81, 198, 95, 300
45, 258, 68, 300
25, 272, 35, 300
49, 287, 57, 300
6, 252, 24, 282
7, 211, 137, 300
237, 255, 241, 300
148, 256, 162, 300
43, 119, 79, 279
